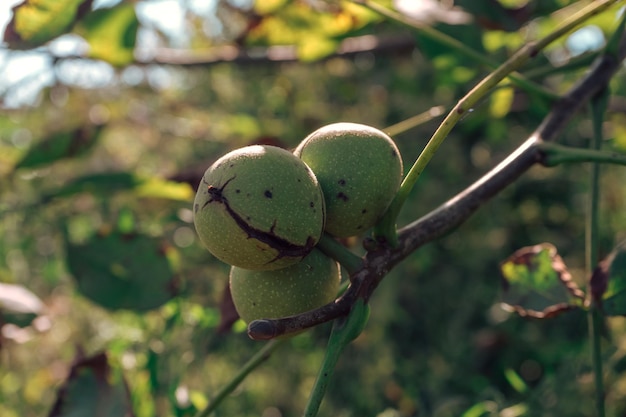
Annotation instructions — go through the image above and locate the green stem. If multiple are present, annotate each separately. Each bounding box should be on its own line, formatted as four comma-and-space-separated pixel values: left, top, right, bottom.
540, 143, 626, 167
384, 105, 446, 137
589, 309, 605, 417
523, 52, 598, 80
316, 233, 363, 275
302, 330, 345, 417
587, 87, 609, 417
354, 0, 610, 101
195, 339, 285, 417
303, 299, 370, 417
373, 0, 619, 245
604, 5, 626, 59
586, 9, 626, 412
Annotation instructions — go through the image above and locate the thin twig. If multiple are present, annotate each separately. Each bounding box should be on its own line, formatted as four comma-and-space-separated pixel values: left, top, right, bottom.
44, 34, 416, 68
353, 0, 561, 101
194, 339, 285, 417
374, 0, 621, 244
587, 89, 608, 417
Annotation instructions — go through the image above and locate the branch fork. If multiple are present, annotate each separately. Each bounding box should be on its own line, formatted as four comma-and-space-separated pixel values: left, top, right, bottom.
247, 36, 626, 340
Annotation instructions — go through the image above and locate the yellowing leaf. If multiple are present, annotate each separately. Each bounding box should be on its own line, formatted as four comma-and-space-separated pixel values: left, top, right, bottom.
451, 66, 476, 84
489, 87, 515, 119
135, 179, 194, 202
253, 0, 290, 15
189, 391, 209, 411
340, 1, 381, 26
499, 243, 584, 319
482, 30, 524, 53
78, 3, 138, 66
611, 115, 626, 153
3, 0, 92, 49
297, 36, 338, 62
246, 1, 379, 63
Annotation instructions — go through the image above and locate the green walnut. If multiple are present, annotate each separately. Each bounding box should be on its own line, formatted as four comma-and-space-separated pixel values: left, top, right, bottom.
294, 122, 403, 238
229, 248, 340, 324
193, 145, 325, 270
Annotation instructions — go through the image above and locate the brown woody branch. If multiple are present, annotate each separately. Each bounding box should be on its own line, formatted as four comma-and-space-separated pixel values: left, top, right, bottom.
138, 34, 415, 67
247, 35, 626, 340
43, 34, 411, 69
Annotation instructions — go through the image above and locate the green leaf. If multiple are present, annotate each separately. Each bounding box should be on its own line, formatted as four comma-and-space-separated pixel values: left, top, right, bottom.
499, 243, 584, 318
504, 367, 528, 393
65, 229, 178, 312
253, 0, 290, 15
418, 21, 485, 63
297, 36, 339, 62
604, 4, 626, 59
592, 241, 626, 316
135, 178, 194, 202
489, 86, 514, 119
3, 0, 93, 49
77, 3, 139, 66
48, 352, 134, 417
14, 124, 105, 171
38, 173, 193, 204
0, 282, 44, 328
41, 172, 142, 202
245, 1, 378, 61
501, 244, 558, 291
460, 0, 530, 32
304, 299, 370, 417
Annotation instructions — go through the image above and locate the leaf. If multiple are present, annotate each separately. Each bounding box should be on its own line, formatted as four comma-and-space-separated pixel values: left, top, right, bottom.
459, 0, 531, 32
417, 20, 485, 63
39, 173, 193, 204
14, 124, 105, 171
3, 0, 93, 49
591, 241, 626, 316
135, 178, 194, 202
297, 36, 339, 62
77, 3, 139, 66
48, 351, 135, 417
40, 172, 142, 203
0, 282, 44, 327
253, 0, 290, 15
246, 1, 377, 60
65, 229, 178, 312
489, 86, 514, 119
499, 243, 584, 319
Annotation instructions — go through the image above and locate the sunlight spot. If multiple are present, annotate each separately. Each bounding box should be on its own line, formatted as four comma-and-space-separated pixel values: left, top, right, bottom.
11, 128, 32, 150
136, 0, 188, 46
121, 65, 145, 86
174, 226, 196, 248
566, 25, 605, 56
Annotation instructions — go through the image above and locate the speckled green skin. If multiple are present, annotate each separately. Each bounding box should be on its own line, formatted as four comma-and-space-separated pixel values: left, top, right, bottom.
229, 248, 340, 323
193, 145, 325, 270
294, 123, 403, 238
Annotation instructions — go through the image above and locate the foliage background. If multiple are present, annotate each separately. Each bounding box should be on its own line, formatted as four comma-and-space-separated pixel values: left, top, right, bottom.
1, 0, 626, 416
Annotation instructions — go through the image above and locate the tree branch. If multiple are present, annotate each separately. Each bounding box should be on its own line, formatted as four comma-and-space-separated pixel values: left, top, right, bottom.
394, 37, 625, 263
138, 34, 416, 67
247, 33, 626, 341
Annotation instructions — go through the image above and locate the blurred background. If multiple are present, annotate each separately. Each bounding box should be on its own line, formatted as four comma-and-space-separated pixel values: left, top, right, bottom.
1, 0, 626, 416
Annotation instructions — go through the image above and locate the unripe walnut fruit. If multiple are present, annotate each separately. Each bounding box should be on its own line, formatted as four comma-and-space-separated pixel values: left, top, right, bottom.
229, 248, 340, 323
193, 145, 325, 270
294, 123, 403, 238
